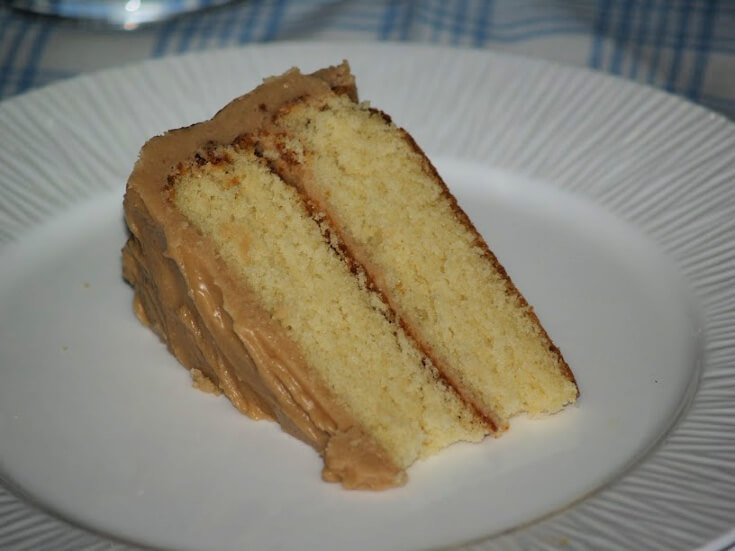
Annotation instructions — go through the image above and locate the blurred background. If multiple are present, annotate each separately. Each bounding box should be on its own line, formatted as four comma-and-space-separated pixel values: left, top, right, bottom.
0, 0, 733, 119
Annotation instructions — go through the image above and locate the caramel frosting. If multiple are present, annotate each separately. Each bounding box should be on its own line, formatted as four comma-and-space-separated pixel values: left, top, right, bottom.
122, 62, 406, 490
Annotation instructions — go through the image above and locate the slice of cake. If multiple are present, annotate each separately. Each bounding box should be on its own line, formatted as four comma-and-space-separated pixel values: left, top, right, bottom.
122, 62, 578, 490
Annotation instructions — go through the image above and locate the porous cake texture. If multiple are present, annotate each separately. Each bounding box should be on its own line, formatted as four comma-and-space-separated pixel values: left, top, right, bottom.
122, 62, 578, 490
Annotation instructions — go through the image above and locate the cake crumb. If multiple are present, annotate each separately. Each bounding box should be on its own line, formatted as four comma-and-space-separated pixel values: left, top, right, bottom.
191, 368, 222, 395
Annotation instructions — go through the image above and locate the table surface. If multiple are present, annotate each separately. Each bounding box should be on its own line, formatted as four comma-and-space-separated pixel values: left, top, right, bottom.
0, 1, 733, 550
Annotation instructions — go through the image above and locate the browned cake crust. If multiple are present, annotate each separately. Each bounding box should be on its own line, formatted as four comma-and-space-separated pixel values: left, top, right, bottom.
122, 63, 409, 489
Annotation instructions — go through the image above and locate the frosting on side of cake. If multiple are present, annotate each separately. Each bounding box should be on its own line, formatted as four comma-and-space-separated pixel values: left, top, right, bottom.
123, 64, 415, 489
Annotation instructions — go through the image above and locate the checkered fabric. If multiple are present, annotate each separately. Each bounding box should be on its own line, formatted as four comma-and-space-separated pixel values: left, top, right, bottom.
0, 0, 733, 120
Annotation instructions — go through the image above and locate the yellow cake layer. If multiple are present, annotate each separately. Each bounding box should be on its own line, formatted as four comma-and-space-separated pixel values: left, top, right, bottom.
271, 94, 578, 424
173, 144, 486, 468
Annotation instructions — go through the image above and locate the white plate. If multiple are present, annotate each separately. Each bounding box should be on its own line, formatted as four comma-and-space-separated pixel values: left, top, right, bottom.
0, 43, 733, 551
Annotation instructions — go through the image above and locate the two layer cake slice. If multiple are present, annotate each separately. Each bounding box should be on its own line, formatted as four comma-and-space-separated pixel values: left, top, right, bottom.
122, 62, 578, 489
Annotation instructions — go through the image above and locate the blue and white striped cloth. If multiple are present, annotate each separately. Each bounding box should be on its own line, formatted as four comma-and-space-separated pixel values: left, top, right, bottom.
0, 1, 734, 120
